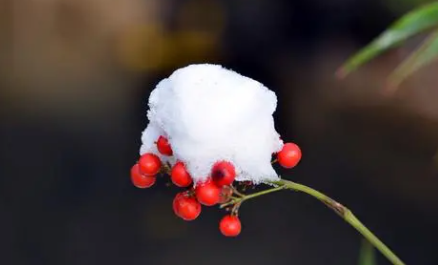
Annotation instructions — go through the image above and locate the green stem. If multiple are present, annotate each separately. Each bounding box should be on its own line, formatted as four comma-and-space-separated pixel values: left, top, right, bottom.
220, 185, 285, 208
273, 179, 405, 265
239, 185, 285, 201
222, 179, 406, 265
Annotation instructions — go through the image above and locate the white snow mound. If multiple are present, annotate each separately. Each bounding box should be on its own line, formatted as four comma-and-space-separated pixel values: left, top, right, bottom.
140, 64, 283, 184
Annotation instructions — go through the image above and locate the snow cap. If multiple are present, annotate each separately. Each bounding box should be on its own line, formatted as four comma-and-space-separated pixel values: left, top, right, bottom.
140, 64, 283, 183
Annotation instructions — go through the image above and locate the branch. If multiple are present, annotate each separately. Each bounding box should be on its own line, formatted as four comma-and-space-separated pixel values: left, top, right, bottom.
221, 179, 406, 265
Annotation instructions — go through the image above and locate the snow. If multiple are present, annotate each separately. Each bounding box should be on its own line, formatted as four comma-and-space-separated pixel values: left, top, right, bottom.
140, 64, 283, 184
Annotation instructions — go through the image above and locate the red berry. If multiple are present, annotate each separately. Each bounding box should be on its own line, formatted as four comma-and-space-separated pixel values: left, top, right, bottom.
173, 192, 185, 217
138, 153, 161, 176
218, 185, 233, 204
195, 180, 221, 206
130, 163, 156, 188
157, 136, 173, 156
277, 143, 302, 169
171, 162, 192, 187
173, 192, 201, 221
219, 215, 241, 237
211, 161, 236, 186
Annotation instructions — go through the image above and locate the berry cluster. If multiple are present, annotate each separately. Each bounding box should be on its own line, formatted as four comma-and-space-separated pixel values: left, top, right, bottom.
131, 136, 302, 237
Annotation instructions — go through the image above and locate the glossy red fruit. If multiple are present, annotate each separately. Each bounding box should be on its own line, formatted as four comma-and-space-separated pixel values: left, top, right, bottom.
131, 163, 156, 188
138, 153, 161, 176
195, 180, 221, 206
277, 143, 302, 169
173, 192, 185, 217
156, 136, 173, 156
211, 161, 236, 186
173, 192, 201, 221
219, 215, 241, 237
171, 162, 192, 187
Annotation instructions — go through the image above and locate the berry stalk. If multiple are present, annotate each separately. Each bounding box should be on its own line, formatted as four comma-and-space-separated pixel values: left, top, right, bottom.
219, 185, 285, 208
221, 179, 406, 265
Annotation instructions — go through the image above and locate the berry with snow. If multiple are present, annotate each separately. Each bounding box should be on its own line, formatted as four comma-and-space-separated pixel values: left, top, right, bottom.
132, 64, 303, 237
157, 136, 173, 156
171, 162, 192, 187
138, 153, 162, 176
277, 143, 302, 169
212, 161, 236, 186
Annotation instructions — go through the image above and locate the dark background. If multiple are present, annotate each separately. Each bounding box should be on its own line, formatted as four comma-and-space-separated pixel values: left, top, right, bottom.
1, 0, 438, 264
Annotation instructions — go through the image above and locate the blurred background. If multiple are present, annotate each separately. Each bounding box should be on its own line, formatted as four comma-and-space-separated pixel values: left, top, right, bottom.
1, 0, 438, 264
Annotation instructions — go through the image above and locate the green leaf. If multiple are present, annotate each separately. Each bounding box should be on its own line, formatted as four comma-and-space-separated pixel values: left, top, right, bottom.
358, 239, 377, 265
387, 29, 438, 90
338, 2, 438, 77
